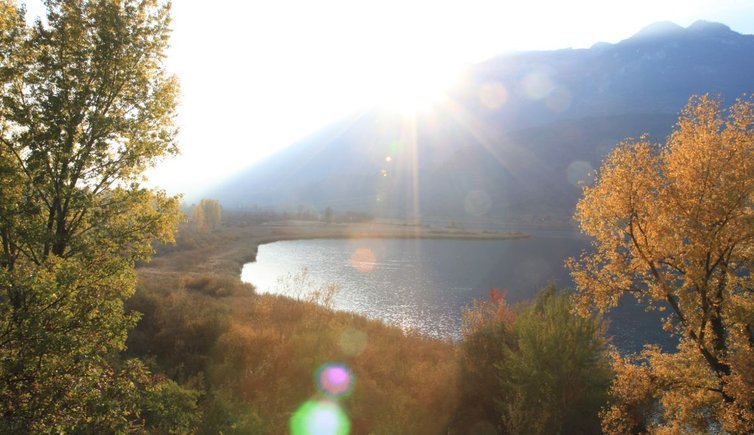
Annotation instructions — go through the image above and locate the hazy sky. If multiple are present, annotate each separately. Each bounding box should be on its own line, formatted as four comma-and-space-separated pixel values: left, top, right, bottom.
19, 0, 754, 196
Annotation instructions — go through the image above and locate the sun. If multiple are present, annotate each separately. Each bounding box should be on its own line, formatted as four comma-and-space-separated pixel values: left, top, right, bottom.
371, 59, 462, 115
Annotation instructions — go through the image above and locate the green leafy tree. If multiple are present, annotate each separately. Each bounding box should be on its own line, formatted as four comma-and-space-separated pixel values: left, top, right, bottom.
141, 377, 201, 434
0, 0, 184, 431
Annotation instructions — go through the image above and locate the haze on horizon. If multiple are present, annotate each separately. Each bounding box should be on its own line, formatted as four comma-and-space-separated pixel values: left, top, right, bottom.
19, 0, 754, 197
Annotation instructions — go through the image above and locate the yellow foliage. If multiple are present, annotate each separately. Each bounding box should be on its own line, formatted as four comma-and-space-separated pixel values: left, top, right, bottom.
571, 95, 754, 432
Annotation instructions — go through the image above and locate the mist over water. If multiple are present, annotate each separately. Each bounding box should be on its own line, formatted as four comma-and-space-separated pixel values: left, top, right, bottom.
242, 234, 674, 353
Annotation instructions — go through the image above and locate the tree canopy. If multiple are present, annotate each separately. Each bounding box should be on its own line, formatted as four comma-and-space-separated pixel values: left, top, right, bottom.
0, 0, 184, 431
569, 95, 754, 433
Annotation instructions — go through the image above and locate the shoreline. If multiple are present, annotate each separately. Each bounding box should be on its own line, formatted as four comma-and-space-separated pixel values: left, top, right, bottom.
236, 222, 528, 275
141, 220, 529, 278
232, 222, 531, 341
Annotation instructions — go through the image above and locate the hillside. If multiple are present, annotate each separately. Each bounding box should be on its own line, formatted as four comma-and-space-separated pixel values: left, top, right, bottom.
208, 21, 754, 222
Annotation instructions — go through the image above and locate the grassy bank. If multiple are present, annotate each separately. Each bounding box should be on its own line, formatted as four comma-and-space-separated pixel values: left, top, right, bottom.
129, 220, 613, 434
131, 221, 502, 433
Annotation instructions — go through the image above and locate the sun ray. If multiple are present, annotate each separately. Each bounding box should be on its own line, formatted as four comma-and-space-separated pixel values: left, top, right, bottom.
372, 59, 463, 116
437, 95, 548, 189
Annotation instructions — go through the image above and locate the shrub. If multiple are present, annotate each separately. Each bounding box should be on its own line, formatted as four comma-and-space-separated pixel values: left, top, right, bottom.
454, 286, 613, 434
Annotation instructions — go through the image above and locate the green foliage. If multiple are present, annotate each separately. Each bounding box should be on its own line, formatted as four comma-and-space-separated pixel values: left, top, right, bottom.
497, 287, 613, 434
0, 0, 183, 431
0, 257, 138, 432
198, 388, 266, 435
141, 377, 201, 434
455, 289, 517, 431
455, 287, 613, 434
126, 273, 234, 381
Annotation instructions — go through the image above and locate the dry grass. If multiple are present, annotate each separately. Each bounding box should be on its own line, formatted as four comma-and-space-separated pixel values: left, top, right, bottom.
129, 220, 469, 433
212, 294, 460, 433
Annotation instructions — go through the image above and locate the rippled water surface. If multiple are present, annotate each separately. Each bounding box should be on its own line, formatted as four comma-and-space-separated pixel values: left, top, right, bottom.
241, 233, 673, 352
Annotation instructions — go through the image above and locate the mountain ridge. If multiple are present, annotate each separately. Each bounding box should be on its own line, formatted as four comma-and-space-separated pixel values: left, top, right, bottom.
206, 21, 754, 223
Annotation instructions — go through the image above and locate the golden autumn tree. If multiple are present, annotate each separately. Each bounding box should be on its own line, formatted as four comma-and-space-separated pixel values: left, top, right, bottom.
201, 198, 222, 229
191, 198, 221, 230
191, 201, 206, 229
568, 95, 754, 433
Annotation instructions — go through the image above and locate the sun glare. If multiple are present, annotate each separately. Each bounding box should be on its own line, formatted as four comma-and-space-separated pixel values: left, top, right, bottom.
371, 59, 462, 115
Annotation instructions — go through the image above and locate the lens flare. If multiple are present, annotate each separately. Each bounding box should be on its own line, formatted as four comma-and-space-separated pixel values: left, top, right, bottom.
479, 82, 507, 110
566, 161, 595, 187
351, 248, 376, 273
290, 400, 350, 435
545, 86, 572, 112
464, 190, 492, 217
522, 72, 554, 100
316, 363, 354, 398
339, 328, 368, 357
389, 140, 401, 156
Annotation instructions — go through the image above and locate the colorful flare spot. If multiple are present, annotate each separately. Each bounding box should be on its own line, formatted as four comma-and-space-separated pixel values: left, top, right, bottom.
389, 140, 401, 155
339, 328, 368, 357
545, 87, 572, 112
290, 400, 350, 435
479, 82, 507, 110
522, 72, 554, 100
316, 363, 353, 398
351, 248, 376, 273
464, 190, 492, 217
566, 161, 595, 187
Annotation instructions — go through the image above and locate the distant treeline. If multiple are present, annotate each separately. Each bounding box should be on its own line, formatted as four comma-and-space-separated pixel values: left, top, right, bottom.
216, 205, 375, 226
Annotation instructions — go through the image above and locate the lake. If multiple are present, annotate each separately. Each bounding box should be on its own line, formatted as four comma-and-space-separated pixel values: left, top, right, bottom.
241, 232, 674, 353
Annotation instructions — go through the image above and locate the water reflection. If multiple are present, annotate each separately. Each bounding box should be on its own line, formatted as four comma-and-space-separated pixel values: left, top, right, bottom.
241, 235, 674, 352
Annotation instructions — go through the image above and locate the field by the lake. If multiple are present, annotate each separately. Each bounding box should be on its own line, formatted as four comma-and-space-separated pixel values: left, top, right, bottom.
131, 218, 532, 433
